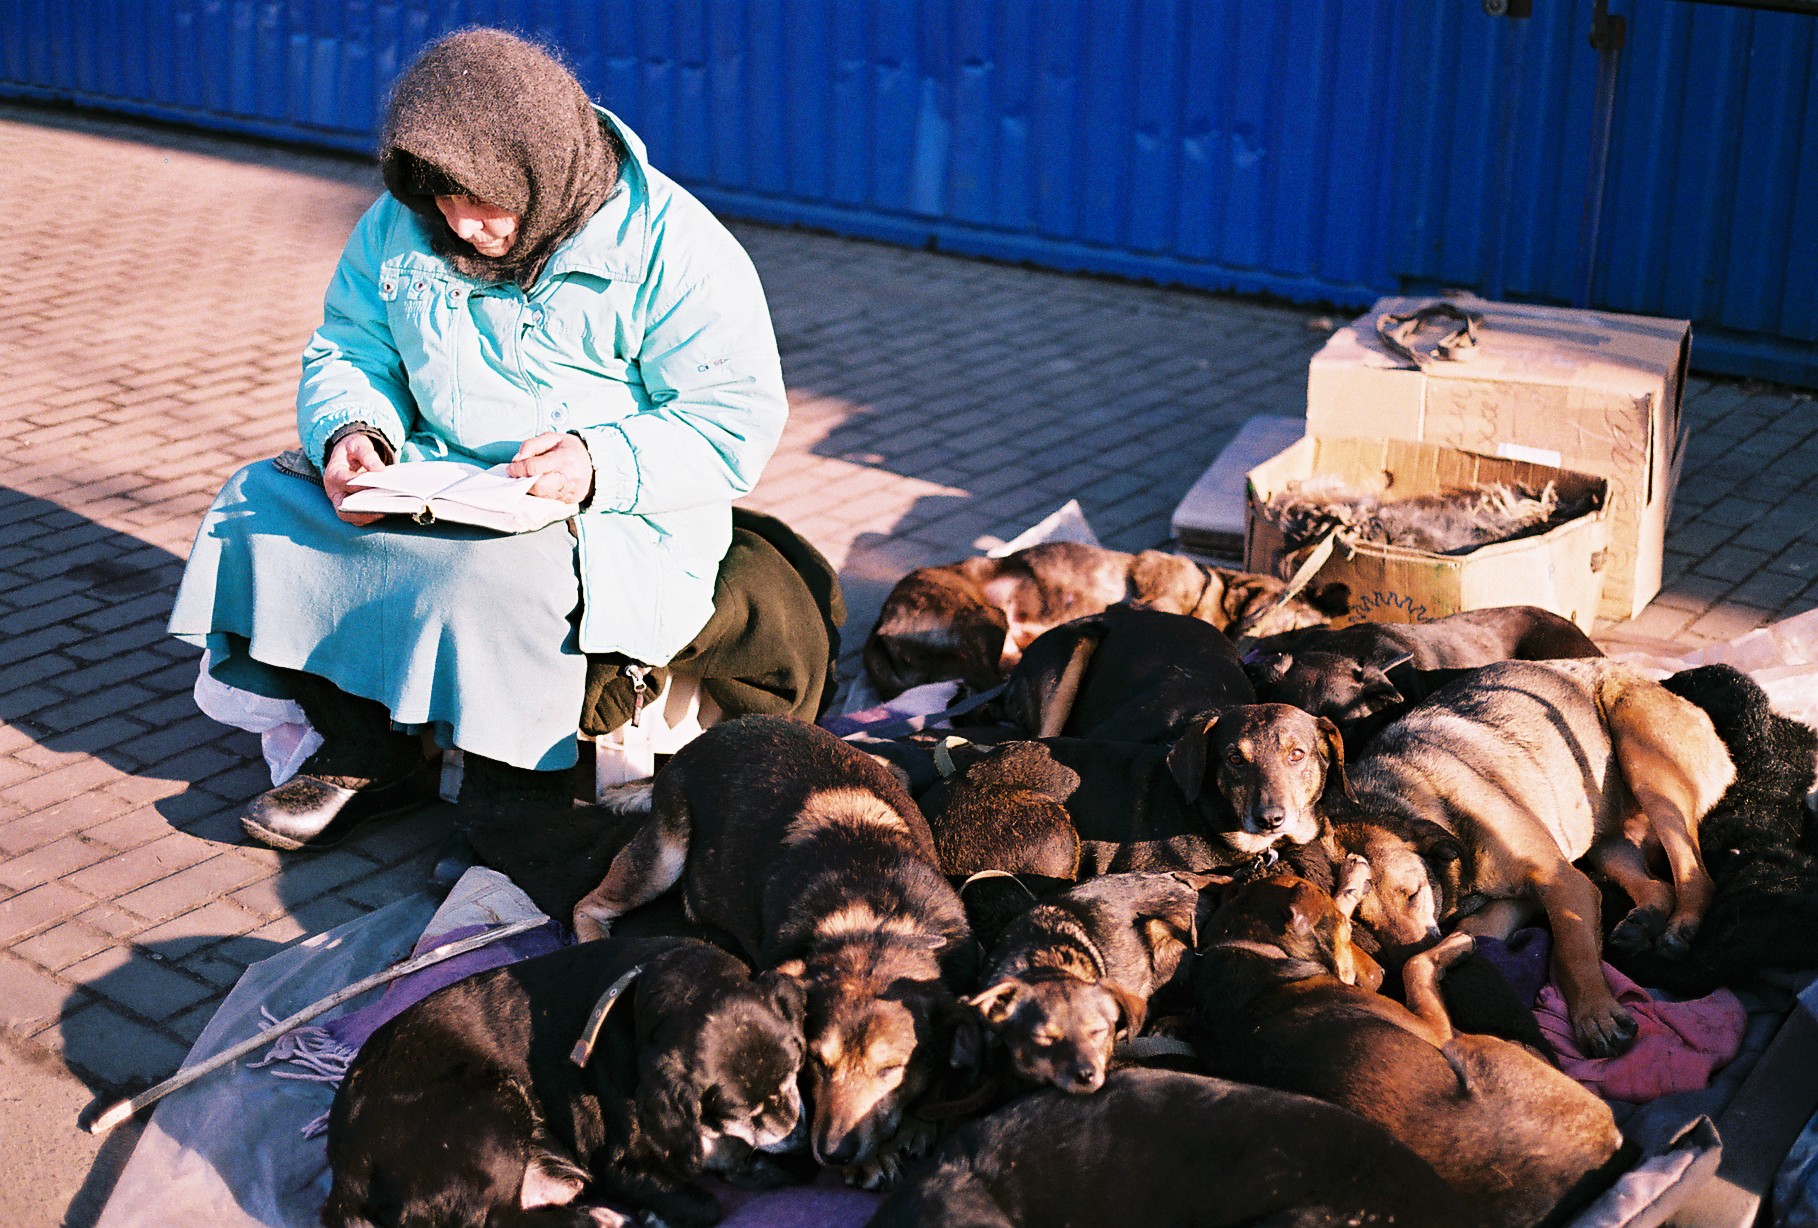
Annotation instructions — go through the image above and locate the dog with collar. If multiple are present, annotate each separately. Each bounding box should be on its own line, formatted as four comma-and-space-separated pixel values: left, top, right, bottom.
571, 716, 974, 1186
321, 936, 806, 1228
863, 542, 1344, 698
964, 872, 1201, 1094
1190, 866, 1622, 1228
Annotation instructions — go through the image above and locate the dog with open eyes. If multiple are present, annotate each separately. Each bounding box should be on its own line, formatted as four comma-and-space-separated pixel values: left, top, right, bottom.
571, 716, 975, 1187
321, 935, 806, 1228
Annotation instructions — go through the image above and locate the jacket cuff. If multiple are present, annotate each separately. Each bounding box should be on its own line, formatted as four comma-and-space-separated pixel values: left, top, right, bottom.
323, 422, 398, 466
578, 425, 640, 513
305, 408, 402, 468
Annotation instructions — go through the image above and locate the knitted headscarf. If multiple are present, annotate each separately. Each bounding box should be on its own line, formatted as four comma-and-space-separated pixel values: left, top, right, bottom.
380, 29, 619, 288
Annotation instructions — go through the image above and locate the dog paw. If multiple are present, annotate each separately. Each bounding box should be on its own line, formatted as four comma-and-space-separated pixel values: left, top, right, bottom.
843, 1118, 937, 1191
1607, 906, 1666, 955
1426, 931, 1474, 974
1658, 918, 1699, 959
1575, 1003, 1639, 1058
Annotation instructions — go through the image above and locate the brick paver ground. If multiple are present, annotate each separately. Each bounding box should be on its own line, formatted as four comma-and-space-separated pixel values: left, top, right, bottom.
2, 102, 1814, 1225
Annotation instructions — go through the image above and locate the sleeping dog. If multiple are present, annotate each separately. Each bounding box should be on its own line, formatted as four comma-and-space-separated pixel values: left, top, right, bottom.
869, 1068, 1478, 1228
1244, 605, 1602, 751
1340, 659, 1734, 1056
864, 542, 1344, 698
999, 605, 1255, 745
572, 716, 974, 1186
966, 872, 1200, 1093
322, 936, 805, 1228
1191, 868, 1621, 1228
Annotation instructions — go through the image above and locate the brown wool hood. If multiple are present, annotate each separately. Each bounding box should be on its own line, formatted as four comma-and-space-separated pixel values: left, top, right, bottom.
379, 28, 619, 288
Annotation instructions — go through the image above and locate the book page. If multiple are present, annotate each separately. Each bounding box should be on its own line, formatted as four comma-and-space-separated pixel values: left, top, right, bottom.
345, 460, 488, 499
431, 465, 543, 513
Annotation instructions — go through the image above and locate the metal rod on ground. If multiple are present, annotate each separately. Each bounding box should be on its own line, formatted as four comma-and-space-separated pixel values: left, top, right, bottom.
85, 914, 548, 1135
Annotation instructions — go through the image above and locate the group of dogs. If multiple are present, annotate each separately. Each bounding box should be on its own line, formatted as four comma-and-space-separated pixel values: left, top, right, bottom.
320, 541, 1817, 1228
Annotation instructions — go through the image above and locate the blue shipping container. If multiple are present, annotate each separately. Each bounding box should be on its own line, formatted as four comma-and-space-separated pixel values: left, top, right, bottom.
3, 0, 1814, 384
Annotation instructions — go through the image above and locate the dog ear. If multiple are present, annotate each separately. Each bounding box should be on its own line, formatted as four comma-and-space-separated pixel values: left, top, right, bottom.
758, 968, 808, 1030
636, 1050, 705, 1169
1315, 716, 1356, 804
947, 1007, 985, 1070
1244, 651, 1294, 688
1308, 582, 1351, 616
770, 957, 808, 981
963, 980, 1023, 1026
1165, 715, 1218, 803
1101, 979, 1148, 1039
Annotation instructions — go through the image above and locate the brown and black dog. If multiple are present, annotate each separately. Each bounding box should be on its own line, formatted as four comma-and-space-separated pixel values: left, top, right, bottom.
571, 717, 974, 1186
1341, 659, 1735, 1056
864, 542, 1344, 698
1190, 867, 1622, 1228
1245, 606, 1602, 746
965, 872, 1200, 1094
924, 704, 1353, 879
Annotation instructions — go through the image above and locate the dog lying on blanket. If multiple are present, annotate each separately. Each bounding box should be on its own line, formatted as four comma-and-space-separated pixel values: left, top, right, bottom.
965, 872, 1201, 1094
1190, 867, 1622, 1228
322, 936, 805, 1228
864, 542, 1345, 698
571, 716, 974, 1186
869, 1067, 1478, 1228
1339, 659, 1735, 1056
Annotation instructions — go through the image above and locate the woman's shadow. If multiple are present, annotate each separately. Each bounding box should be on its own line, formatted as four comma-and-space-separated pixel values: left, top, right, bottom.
0, 487, 460, 1224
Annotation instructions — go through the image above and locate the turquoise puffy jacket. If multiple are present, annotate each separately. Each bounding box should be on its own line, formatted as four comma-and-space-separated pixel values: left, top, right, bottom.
297, 109, 788, 665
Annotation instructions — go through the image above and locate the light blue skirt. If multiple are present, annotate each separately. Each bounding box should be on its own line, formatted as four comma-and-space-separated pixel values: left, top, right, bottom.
168, 460, 587, 770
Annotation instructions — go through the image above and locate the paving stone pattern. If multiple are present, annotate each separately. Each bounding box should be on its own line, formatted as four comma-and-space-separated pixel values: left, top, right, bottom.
0, 103, 1814, 1222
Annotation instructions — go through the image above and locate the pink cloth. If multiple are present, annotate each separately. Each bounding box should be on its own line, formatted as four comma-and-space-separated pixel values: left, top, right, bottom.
1536, 961, 1747, 1103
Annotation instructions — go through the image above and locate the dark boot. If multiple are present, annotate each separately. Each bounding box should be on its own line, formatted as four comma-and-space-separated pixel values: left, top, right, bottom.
458, 753, 575, 825
239, 673, 439, 851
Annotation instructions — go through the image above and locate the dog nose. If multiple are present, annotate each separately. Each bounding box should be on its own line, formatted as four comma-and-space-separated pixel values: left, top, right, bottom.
1253, 806, 1287, 832
1068, 1064, 1104, 1093
817, 1135, 861, 1167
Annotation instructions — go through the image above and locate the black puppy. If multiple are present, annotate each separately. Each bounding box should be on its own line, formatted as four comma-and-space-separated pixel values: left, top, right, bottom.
322, 936, 806, 1228
868, 1068, 1478, 1228
966, 872, 1200, 1094
999, 605, 1255, 744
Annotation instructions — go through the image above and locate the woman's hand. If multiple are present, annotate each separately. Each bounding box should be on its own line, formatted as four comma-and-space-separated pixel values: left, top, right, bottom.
509, 433, 595, 505
324, 432, 389, 526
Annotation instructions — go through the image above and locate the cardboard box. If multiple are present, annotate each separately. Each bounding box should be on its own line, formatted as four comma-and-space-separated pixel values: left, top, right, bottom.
1305, 294, 1689, 621
1245, 436, 1612, 633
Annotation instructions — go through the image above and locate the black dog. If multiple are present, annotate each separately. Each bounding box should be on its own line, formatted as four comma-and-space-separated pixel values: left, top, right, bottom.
999, 605, 1255, 744
867, 1068, 1478, 1228
322, 936, 806, 1228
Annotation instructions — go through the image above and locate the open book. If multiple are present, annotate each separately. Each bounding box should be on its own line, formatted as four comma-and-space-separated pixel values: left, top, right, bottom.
339, 461, 576, 534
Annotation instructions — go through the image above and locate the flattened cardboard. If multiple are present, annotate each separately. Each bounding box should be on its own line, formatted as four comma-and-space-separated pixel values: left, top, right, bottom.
1245, 436, 1611, 633
1305, 294, 1689, 621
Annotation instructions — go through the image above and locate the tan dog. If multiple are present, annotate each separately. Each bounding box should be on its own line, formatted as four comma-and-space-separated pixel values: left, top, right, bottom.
863, 542, 1343, 697
571, 717, 974, 1186
1191, 865, 1622, 1228
1344, 659, 1735, 1056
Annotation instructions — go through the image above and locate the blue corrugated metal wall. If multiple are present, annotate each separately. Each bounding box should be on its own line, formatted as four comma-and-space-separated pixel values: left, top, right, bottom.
3, 1, 1814, 384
